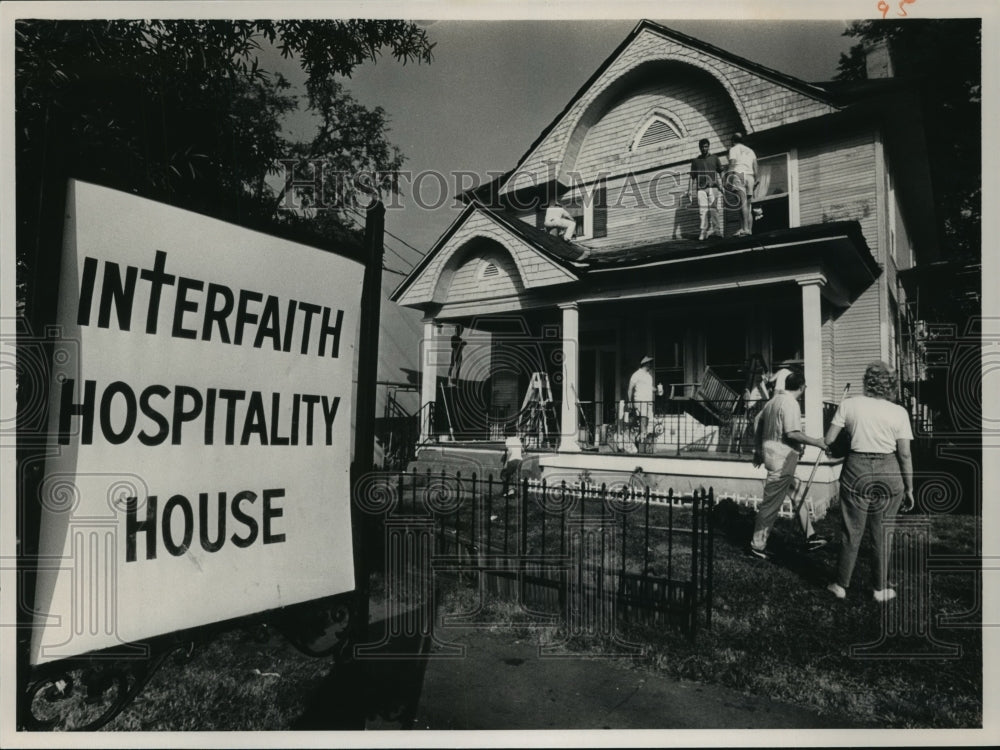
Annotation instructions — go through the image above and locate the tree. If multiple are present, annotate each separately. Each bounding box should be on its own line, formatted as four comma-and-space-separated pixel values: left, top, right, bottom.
836, 19, 981, 262
15, 19, 434, 311
838, 21, 981, 456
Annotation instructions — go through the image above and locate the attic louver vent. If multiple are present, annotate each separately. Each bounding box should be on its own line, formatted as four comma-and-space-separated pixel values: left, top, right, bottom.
481, 262, 499, 279
635, 117, 681, 150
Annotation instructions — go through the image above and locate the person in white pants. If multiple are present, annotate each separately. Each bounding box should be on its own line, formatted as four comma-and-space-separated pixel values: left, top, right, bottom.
688, 138, 724, 240
727, 131, 758, 236
544, 200, 577, 241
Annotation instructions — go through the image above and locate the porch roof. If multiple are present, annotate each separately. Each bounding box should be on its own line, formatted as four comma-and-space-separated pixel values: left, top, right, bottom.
486, 212, 881, 301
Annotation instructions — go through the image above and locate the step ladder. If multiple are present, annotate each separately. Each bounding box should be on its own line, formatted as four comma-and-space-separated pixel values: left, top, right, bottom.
517, 372, 557, 448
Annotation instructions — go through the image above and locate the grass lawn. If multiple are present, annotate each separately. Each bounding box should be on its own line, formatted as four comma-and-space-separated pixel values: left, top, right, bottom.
619, 505, 982, 728
29, 507, 980, 730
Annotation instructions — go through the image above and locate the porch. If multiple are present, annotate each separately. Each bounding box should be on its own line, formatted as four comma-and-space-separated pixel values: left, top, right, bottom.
418, 283, 833, 457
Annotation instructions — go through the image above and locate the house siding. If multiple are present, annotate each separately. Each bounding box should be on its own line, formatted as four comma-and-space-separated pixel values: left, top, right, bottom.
447, 252, 523, 303
571, 69, 741, 182
822, 301, 835, 402
831, 284, 882, 396
797, 131, 884, 393
502, 26, 836, 196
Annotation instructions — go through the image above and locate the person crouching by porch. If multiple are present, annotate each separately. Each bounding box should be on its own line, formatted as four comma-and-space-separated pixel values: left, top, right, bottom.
543, 199, 577, 241
750, 371, 829, 559
500, 430, 524, 498
627, 355, 661, 452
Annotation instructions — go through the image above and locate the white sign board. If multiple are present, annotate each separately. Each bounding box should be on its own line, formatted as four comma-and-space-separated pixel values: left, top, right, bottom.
30, 180, 362, 665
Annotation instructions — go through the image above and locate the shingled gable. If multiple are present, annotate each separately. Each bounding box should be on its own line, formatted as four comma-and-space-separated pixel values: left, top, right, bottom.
390, 201, 584, 308
499, 19, 838, 196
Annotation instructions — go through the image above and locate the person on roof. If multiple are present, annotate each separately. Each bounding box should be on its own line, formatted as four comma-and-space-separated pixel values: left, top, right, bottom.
726, 131, 759, 237
543, 198, 577, 241
689, 138, 724, 241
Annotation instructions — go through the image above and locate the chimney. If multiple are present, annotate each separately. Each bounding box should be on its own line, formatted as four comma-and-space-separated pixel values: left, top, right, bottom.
863, 39, 894, 79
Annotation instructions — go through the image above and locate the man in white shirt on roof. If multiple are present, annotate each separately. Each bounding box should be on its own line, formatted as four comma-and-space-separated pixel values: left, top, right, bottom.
543, 198, 577, 241
726, 131, 758, 237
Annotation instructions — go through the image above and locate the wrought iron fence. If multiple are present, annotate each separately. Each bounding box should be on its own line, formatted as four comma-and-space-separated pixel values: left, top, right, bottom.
361, 470, 716, 639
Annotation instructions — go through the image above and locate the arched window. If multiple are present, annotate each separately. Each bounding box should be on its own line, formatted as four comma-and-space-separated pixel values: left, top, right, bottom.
631, 112, 684, 151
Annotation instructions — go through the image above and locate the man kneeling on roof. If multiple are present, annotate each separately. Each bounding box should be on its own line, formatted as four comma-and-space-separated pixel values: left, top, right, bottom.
543, 198, 577, 241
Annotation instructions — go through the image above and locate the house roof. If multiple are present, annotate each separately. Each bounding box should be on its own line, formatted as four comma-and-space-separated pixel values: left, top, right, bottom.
394, 196, 881, 310
485, 20, 838, 202
577, 221, 876, 274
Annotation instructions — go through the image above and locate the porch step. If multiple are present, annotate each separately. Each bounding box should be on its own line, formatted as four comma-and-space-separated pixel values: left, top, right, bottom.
407, 445, 541, 481
407, 445, 507, 480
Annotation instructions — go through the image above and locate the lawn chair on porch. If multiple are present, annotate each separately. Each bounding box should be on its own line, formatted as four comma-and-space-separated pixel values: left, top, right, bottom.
666, 367, 741, 452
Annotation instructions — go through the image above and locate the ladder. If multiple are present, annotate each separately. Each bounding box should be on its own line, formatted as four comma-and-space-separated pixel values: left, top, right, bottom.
518, 372, 557, 448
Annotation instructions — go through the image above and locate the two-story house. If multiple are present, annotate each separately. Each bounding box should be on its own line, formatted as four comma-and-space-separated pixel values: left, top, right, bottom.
390, 21, 936, 510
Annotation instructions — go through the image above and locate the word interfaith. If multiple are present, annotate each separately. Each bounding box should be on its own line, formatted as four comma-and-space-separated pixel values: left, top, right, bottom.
76, 250, 345, 358
58, 379, 340, 446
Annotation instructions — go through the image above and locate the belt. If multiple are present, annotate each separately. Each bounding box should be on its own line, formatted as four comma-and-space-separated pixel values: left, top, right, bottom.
849, 451, 893, 457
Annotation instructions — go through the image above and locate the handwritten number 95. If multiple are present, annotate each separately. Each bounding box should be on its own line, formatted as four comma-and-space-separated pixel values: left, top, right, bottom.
881, 0, 916, 18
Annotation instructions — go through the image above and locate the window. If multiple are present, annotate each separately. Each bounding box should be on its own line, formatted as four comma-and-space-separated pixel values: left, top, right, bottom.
751, 154, 791, 233
737, 152, 799, 234
630, 111, 685, 152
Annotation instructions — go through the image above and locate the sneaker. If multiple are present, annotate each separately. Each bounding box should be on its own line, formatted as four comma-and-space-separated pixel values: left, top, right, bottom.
805, 534, 829, 552
873, 588, 897, 603
827, 582, 846, 599
749, 545, 771, 560
699, 230, 708, 241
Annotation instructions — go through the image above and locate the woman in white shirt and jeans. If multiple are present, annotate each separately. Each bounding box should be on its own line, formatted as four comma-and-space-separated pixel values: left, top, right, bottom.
824, 361, 915, 602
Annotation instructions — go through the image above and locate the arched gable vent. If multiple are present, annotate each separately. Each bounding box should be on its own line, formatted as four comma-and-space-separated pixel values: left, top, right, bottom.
631, 112, 685, 151
480, 261, 500, 279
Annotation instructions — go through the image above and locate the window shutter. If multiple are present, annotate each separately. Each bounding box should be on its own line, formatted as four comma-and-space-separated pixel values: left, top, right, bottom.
592, 186, 607, 238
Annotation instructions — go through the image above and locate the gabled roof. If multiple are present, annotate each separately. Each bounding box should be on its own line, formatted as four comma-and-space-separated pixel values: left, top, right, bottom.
493, 19, 838, 199
388, 201, 586, 303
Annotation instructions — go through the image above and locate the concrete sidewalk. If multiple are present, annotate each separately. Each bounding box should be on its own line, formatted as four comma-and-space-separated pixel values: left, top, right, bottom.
342, 623, 858, 731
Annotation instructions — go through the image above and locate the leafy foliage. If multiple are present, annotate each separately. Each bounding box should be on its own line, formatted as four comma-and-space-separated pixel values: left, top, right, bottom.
15, 19, 434, 310
836, 20, 981, 261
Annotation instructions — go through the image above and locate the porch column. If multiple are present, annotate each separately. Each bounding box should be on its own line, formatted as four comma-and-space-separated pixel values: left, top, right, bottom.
559, 302, 581, 452
420, 320, 438, 442
799, 277, 825, 441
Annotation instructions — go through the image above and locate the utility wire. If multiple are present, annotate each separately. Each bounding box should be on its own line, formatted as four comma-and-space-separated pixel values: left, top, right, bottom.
345, 205, 426, 259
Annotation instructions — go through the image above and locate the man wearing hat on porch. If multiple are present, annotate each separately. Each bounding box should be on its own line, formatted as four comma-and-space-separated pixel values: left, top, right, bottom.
627, 355, 661, 450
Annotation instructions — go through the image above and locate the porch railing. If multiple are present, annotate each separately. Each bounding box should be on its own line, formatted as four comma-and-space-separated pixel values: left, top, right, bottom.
576, 398, 755, 456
